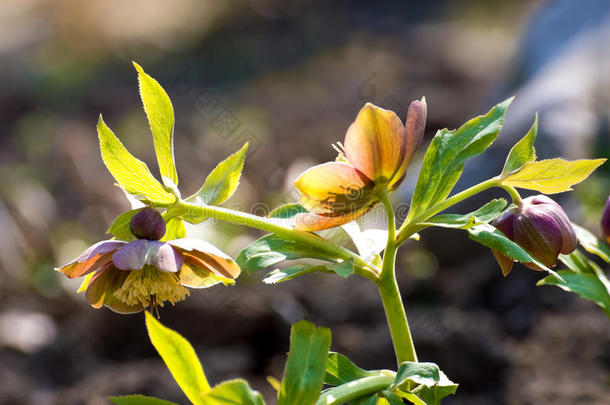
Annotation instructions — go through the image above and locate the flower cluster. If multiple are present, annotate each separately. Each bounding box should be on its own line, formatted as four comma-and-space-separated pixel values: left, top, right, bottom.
57, 208, 240, 313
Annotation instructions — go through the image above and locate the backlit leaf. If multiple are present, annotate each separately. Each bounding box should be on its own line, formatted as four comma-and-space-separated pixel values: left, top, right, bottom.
421, 199, 507, 228
201, 379, 266, 405
263, 265, 331, 284
109, 395, 177, 405
572, 223, 610, 263
501, 115, 537, 176
145, 312, 209, 405
278, 321, 331, 405
107, 208, 143, 241
499, 158, 606, 193
133, 62, 178, 187
97, 116, 174, 204
408, 98, 512, 221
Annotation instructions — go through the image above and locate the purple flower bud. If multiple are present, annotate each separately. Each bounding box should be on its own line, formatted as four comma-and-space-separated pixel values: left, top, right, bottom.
602, 196, 610, 244
491, 195, 577, 275
130, 208, 166, 240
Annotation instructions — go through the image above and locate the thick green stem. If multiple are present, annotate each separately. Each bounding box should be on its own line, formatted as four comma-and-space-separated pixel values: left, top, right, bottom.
378, 191, 417, 365
315, 375, 395, 405
168, 201, 380, 281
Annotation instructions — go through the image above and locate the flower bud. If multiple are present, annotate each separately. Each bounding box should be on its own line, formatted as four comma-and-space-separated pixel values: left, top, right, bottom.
491, 195, 577, 275
602, 196, 610, 244
130, 208, 166, 241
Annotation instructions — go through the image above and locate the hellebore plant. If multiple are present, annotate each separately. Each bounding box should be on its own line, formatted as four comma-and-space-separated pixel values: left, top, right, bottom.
57, 63, 609, 405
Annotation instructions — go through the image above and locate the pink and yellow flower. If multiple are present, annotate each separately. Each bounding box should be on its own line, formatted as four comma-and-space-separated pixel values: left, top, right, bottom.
56, 208, 240, 313
294, 99, 427, 231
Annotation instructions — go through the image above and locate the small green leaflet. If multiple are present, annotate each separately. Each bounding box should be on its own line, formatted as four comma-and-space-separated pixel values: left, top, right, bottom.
420, 199, 507, 228
268, 203, 308, 219
186, 143, 248, 209
97, 116, 174, 204
278, 321, 331, 405
145, 312, 210, 405
499, 158, 606, 193
572, 223, 610, 263
391, 361, 458, 405
133, 62, 178, 187
107, 208, 143, 241
324, 352, 381, 386
407, 98, 512, 222
263, 265, 331, 284
108, 395, 177, 405
201, 379, 266, 405
501, 115, 537, 176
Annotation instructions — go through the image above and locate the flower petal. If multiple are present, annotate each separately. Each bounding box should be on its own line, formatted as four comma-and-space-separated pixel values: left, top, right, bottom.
85, 266, 143, 314
390, 98, 427, 191
514, 211, 562, 268
344, 103, 405, 184
112, 240, 183, 272
294, 201, 377, 232
56, 240, 125, 279
293, 162, 375, 215
178, 260, 233, 289
169, 239, 241, 279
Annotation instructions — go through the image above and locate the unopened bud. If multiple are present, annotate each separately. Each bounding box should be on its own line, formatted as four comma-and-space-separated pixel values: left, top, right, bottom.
129, 208, 166, 241
404, 97, 427, 165
602, 196, 610, 244
491, 195, 576, 275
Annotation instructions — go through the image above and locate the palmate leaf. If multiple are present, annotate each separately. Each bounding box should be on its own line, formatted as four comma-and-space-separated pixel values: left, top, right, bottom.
97, 116, 175, 204
278, 321, 331, 405
499, 158, 606, 193
407, 98, 512, 222
501, 115, 537, 176
145, 312, 209, 405
133, 62, 178, 187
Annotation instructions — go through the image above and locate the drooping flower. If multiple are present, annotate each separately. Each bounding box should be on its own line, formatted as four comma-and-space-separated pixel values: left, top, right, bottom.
293, 99, 427, 231
602, 196, 610, 244
56, 208, 240, 314
491, 195, 577, 275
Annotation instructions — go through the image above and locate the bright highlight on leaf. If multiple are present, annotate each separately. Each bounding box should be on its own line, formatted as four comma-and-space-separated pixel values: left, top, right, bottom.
133, 62, 178, 187
278, 321, 331, 405
97, 116, 175, 204
499, 158, 606, 193
187, 143, 249, 208
145, 312, 210, 405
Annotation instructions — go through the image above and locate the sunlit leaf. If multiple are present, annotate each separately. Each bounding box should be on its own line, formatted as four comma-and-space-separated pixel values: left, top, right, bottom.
201, 379, 266, 405
107, 209, 143, 241
408, 98, 512, 222
108, 395, 177, 405
97, 116, 174, 204
420, 199, 508, 228
327, 259, 355, 278
236, 234, 337, 273
572, 223, 610, 263
501, 115, 537, 176
278, 321, 331, 405
145, 312, 209, 405
133, 62, 178, 187
160, 216, 186, 241
263, 265, 331, 284
324, 352, 380, 386
269, 203, 308, 219
499, 158, 606, 193
186, 143, 248, 208
391, 362, 457, 405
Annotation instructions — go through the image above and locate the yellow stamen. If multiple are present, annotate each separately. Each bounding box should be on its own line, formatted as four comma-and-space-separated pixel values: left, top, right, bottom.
333, 142, 348, 163
114, 266, 189, 308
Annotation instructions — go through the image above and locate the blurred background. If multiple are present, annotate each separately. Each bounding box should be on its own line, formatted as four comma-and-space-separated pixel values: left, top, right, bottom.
0, 0, 609, 404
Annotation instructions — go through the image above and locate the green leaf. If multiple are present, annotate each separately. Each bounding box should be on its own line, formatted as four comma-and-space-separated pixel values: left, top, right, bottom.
560, 250, 610, 296
97, 116, 174, 204
263, 265, 331, 284
466, 222, 554, 272
186, 143, 248, 210
408, 98, 512, 221
201, 379, 266, 405
412, 372, 458, 405
145, 312, 209, 405
108, 395, 177, 405
421, 199, 508, 228
384, 390, 426, 405
236, 234, 338, 273
349, 394, 378, 405
572, 223, 610, 263
107, 208, 143, 241
501, 115, 537, 176
278, 321, 331, 405
327, 260, 355, 278
393, 362, 440, 388
538, 270, 610, 317
499, 158, 606, 193
269, 203, 308, 219
391, 362, 457, 405
133, 62, 178, 187
324, 352, 379, 386
160, 216, 186, 241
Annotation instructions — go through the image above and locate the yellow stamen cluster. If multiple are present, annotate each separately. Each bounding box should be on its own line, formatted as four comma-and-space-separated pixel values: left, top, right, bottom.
114, 265, 189, 307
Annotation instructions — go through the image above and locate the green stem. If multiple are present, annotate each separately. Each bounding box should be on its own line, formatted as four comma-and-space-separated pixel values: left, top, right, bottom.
168, 201, 380, 281
503, 185, 522, 205
315, 375, 395, 405
378, 191, 417, 365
